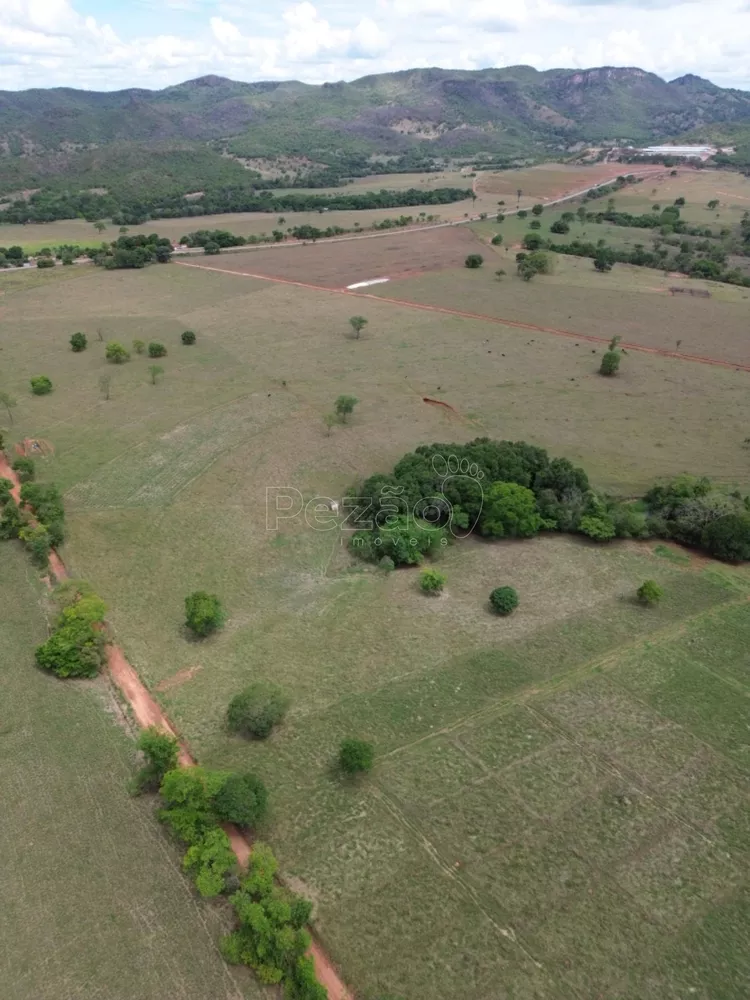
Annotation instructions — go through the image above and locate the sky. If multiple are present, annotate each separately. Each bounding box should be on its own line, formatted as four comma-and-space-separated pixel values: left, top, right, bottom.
0, 0, 749, 93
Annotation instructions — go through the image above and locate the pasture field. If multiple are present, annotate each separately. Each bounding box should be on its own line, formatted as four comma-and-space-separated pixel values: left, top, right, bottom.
2, 224, 750, 999
0, 544, 262, 1000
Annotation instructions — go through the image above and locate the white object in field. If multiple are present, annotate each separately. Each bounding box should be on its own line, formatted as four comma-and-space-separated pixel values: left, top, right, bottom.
346, 278, 390, 289
330, 501, 339, 514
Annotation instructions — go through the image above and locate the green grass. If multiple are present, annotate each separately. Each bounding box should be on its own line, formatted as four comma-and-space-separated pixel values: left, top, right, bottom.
0, 544, 261, 1000
2, 244, 750, 999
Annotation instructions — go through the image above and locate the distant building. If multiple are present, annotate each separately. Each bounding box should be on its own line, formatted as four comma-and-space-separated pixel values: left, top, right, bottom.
640, 145, 716, 158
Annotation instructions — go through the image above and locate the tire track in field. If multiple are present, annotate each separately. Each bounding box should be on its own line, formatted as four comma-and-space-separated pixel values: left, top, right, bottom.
175, 260, 750, 375
0, 447, 352, 1000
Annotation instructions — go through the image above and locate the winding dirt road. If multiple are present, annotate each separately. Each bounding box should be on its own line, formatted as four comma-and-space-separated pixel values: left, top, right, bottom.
0, 449, 352, 1000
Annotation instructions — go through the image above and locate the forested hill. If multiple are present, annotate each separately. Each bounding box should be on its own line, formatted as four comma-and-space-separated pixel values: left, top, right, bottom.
1, 65, 749, 219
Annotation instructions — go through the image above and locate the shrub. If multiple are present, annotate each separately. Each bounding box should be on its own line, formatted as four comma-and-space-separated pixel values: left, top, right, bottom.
183, 827, 236, 898
35, 616, 106, 678
132, 338, 145, 354
420, 568, 446, 593
496, 213, 505, 223
70, 332, 87, 352
702, 514, 750, 562
464, 254, 484, 269
599, 350, 621, 376
350, 516, 446, 566
529, 220, 541, 230
181, 330, 196, 345
227, 682, 290, 740
30, 375, 53, 395
490, 586, 519, 615
637, 580, 663, 604
550, 220, 570, 234
134, 727, 180, 793
0, 501, 26, 539
491, 234, 503, 245
579, 514, 616, 540
213, 772, 268, 828
517, 210, 528, 218
20, 482, 64, 528
479, 481, 543, 538
20, 524, 51, 568
148, 342, 167, 358
12, 457, 35, 483
185, 590, 225, 637
159, 767, 226, 844
105, 341, 130, 364
334, 394, 358, 422
522, 232, 544, 251
36, 257, 55, 269
531, 203, 544, 216
339, 738, 374, 774
0, 477, 13, 505
204, 241, 221, 255
378, 555, 395, 574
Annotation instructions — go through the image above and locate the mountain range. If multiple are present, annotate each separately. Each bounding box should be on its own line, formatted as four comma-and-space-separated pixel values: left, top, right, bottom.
1, 65, 749, 196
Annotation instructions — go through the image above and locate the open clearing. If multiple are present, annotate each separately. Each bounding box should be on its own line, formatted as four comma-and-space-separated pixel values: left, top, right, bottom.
2, 165, 750, 1000
0, 544, 262, 1000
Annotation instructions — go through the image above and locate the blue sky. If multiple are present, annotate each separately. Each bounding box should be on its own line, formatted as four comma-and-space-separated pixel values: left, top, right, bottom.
0, 1, 747, 92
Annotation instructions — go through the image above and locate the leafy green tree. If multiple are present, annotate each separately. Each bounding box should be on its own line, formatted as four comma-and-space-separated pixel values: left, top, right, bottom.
496, 213, 505, 223
465, 254, 484, 269
20, 524, 51, 568
348, 316, 368, 339
350, 516, 446, 566
529, 219, 541, 230
12, 457, 35, 482
181, 330, 196, 345
323, 413, 337, 436
213, 772, 268, 828
599, 349, 621, 376
0, 391, 17, 424
579, 514, 616, 540
35, 616, 105, 678
185, 590, 225, 637
227, 682, 290, 740
148, 342, 167, 358
517, 209, 528, 219
70, 331, 87, 352
183, 827, 236, 898
0, 476, 13, 504
159, 767, 226, 844
93, 220, 107, 233
674, 197, 686, 206
522, 232, 543, 251
37, 257, 55, 269
707, 199, 719, 210
594, 252, 613, 272
135, 727, 180, 793
132, 338, 145, 354
204, 241, 221, 255
105, 341, 130, 364
480, 481, 543, 538
334, 394, 358, 422
702, 514, 750, 562
531, 204, 544, 216
339, 738, 374, 774
30, 375, 53, 395
0, 501, 26, 540
637, 580, 663, 605
491, 234, 503, 245
419, 568, 446, 593
550, 220, 570, 234
490, 586, 519, 615
148, 364, 164, 385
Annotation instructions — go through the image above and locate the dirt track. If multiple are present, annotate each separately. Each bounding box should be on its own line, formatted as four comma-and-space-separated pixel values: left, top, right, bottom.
0, 448, 352, 1000
176, 260, 750, 375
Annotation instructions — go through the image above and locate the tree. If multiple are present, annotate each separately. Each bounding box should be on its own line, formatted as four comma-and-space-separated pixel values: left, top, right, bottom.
579, 514, 616, 540
0, 391, 17, 425
323, 413, 337, 436
339, 739, 374, 775
119, 226, 129, 234
465, 254, 484, 269
517, 209, 528, 219
181, 330, 196, 345
183, 827, 236, 898
348, 316, 368, 339
204, 241, 220, 255
491, 234, 503, 245
37, 257, 55, 269
134, 727, 180, 792
148, 342, 167, 358
702, 514, 750, 562
184, 591, 226, 637
94, 220, 107, 233
98, 374, 111, 400
420, 568, 446, 593
522, 232, 543, 251
529, 220, 541, 230
550, 220, 570, 234
531, 204, 544, 216
227, 682, 290, 740
105, 341, 130, 364
70, 331, 87, 352
20, 524, 51, 568
213, 772, 269, 828
637, 580, 663, 605
334, 395, 358, 423
490, 586, 519, 615
132, 339, 145, 354
599, 336, 622, 376
707, 199, 719, 210
479, 481, 543, 538
30, 375, 53, 395
148, 364, 164, 385
593, 252, 613, 273
496, 213, 505, 223
674, 197, 686, 206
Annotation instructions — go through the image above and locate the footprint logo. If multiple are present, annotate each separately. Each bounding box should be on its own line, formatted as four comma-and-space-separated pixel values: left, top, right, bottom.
430, 454, 485, 538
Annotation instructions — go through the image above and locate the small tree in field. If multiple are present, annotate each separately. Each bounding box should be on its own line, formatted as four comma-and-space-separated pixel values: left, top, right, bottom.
465, 254, 484, 269
148, 342, 167, 358
12, 456, 35, 483
339, 738, 374, 775
134, 727, 179, 793
227, 682, 290, 740
105, 341, 130, 364
148, 364, 164, 385
185, 591, 225, 637
491, 234, 503, 245
420, 568, 446, 594
30, 375, 53, 395
132, 339, 145, 355
323, 413, 336, 436
94, 220, 106, 233
531, 203, 544, 216
0, 391, 17, 424
181, 330, 196, 345
490, 586, 519, 615
70, 332, 87, 352
335, 395, 358, 423
348, 316, 368, 339
637, 580, 663, 605
600, 335, 622, 376
594, 253, 613, 273
213, 772, 268, 828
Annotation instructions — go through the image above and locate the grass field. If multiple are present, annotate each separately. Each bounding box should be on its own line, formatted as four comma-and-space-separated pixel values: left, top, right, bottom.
2, 178, 750, 1000
0, 544, 262, 1000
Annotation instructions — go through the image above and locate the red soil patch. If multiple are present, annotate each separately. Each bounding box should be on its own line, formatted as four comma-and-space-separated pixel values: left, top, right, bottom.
0, 450, 22, 503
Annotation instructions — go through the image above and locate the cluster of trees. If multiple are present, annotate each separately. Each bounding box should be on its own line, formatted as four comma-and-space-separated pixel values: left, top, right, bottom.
94, 234, 173, 269
35, 583, 108, 678
1, 185, 470, 225
0, 456, 66, 570
349, 439, 750, 563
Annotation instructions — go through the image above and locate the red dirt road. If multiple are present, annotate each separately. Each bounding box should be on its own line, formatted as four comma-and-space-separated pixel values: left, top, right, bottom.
1, 447, 352, 1000
176, 260, 750, 375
